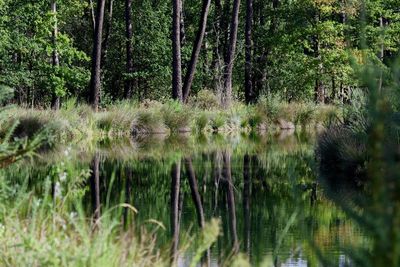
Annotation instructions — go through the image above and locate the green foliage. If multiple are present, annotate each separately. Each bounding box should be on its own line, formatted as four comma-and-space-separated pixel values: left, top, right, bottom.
190, 90, 220, 110
317, 61, 400, 266
0, 87, 48, 168
189, 219, 220, 267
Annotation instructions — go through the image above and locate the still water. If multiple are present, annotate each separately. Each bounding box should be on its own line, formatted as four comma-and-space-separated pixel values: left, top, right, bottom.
11, 131, 365, 266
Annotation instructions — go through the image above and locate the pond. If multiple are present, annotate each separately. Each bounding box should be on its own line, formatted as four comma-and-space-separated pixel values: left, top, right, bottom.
3, 131, 366, 266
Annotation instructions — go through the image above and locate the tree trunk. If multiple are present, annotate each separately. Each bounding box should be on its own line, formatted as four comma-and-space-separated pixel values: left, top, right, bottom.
211, 0, 223, 95
51, 2, 60, 110
222, 0, 241, 107
89, 0, 106, 111
182, 0, 211, 102
172, 0, 183, 101
244, 0, 254, 104
124, 0, 134, 98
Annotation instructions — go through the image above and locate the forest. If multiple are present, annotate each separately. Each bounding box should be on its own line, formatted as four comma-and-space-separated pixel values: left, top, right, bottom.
0, 0, 398, 108
1, 0, 400, 266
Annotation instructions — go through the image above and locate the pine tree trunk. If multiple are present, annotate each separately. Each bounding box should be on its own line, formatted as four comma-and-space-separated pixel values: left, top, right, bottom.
51, 2, 60, 110
125, 0, 134, 98
244, 0, 254, 104
172, 0, 183, 101
89, 0, 106, 111
182, 0, 211, 102
222, 0, 241, 107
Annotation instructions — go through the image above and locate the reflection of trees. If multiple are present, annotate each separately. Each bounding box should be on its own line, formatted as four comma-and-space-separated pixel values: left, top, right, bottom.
90, 152, 101, 223
243, 154, 251, 255
170, 161, 182, 265
223, 151, 239, 253
10, 133, 362, 266
184, 157, 210, 267
123, 166, 132, 227
185, 157, 205, 227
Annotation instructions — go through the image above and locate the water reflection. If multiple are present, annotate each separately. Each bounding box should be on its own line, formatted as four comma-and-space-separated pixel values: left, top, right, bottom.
11, 131, 364, 266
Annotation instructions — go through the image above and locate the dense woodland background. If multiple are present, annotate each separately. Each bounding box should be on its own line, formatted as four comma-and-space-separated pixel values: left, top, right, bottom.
0, 0, 399, 109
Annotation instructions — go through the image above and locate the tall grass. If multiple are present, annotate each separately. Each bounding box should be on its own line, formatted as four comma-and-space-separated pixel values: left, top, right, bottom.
4, 92, 339, 143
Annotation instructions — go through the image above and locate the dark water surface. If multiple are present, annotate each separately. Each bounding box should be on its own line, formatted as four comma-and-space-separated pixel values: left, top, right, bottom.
12, 132, 365, 266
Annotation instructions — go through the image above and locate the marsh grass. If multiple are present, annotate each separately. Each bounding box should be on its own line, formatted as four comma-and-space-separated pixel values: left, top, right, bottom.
4, 93, 339, 146
161, 101, 192, 133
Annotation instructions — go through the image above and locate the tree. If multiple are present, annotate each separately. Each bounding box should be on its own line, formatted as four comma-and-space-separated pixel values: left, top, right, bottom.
124, 0, 134, 98
89, 0, 106, 111
182, 0, 212, 103
51, 1, 60, 110
222, 0, 241, 107
244, 0, 254, 104
172, 0, 183, 101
